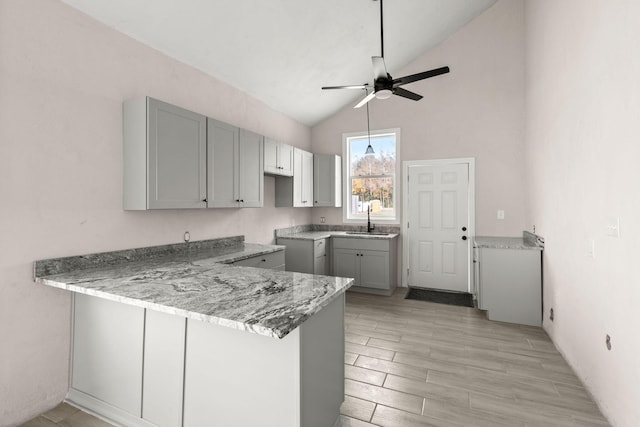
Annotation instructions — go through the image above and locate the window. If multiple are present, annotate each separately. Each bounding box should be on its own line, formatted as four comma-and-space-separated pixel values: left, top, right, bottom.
343, 128, 399, 223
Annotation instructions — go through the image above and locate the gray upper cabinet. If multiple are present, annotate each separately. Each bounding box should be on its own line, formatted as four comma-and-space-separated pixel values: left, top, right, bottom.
275, 148, 313, 207
313, 154, 342, 207
123, 97, 207, 210
207, 119, 264, 208
264, 138, 293, 176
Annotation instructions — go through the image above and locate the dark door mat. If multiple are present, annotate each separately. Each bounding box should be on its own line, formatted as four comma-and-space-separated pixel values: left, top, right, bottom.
405, 287, 475, 308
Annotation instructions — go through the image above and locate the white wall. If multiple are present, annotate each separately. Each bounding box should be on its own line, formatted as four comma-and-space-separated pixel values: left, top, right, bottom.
525, 1, 640, 425
0, 1, 311, 425
312, 0, 526, 237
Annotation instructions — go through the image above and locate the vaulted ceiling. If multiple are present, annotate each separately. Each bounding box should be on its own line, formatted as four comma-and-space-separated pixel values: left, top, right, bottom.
61, 0, 497, 126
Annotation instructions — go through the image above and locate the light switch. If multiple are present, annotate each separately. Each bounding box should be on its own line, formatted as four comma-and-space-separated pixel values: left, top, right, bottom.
497, 210, 505, 220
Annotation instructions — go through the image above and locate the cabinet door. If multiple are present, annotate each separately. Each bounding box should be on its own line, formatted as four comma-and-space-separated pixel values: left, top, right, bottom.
333, 248, 360, 286
263, 138, 279, 174
313, 154, 341, 207
207, 118, 239, 207
314, 253, 327, 275
147, 98, 207, 209
143, 310, 186, 427
312, 239, 327, 275
360, 250, 390, 290
72, 294, 144, 416
279, 143, 294, 176
238, 129, 264, 207
301, 150, 314, 206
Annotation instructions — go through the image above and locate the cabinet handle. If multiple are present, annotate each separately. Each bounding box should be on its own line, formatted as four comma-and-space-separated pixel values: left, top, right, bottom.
462, 226, 467, 231
261, 259, 266, 262
462, 236, 468, 241
240, 199, 244, 203
202, 198, 207, 202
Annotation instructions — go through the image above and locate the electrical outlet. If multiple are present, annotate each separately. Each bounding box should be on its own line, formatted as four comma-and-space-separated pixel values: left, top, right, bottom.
606, 334, 612, 351
549, 308, 554, 322
497, 210, 505, 220
184, 231, 191, 242
606, 217, 620, 238
320, 217, 326, 224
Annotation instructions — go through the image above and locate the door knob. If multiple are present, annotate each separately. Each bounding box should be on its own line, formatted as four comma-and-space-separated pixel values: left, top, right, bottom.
462, 236, 468, 241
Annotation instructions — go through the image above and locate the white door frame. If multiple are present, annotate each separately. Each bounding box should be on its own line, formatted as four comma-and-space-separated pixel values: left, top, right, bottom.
402, 158, 476, 291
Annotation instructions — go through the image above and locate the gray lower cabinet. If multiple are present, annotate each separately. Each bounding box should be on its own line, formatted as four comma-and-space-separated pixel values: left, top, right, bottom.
276, 238, 328, 274
68, 251, 286, 427
70, 294, 145, 418
142, 310, 186, 427
123, 97, 207, 210
207, 119, 264, 208
332, 237, 397, 296
476, 247, 542, 326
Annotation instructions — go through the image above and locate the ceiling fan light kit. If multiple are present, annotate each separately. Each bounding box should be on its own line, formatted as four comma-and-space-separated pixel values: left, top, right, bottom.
321, 0, 450, 109
375, 89, 393, 100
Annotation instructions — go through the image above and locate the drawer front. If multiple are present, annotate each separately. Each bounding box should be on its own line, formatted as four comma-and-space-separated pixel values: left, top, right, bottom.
314, 239, 326, 257
332, 237, 389, 252
232, 250, 285, 269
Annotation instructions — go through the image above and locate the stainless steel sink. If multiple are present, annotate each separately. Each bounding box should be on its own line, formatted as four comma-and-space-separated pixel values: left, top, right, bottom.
345, 231, 389, 236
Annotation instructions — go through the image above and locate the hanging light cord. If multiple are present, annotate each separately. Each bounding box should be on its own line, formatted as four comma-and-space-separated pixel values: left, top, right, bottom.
366, 92, 372, 145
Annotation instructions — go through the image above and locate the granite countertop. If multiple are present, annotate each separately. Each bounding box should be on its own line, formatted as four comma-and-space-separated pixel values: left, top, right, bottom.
34, 237, 353, 339
474, 234, 543, 251
278, 230, 399, 241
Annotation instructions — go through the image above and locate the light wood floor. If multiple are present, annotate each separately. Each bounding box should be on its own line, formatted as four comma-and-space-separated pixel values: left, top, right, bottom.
22, 289, 610, 427
339, 289, 610, 427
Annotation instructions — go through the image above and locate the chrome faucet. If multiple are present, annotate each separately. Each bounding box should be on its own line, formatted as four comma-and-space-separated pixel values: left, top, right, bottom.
367, 206, 375, 232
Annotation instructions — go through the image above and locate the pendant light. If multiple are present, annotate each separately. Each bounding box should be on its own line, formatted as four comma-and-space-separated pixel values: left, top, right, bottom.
364, 89, 375, 156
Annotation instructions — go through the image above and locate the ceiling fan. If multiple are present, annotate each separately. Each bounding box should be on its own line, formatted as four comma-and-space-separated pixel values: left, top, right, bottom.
322, 0, 450, 108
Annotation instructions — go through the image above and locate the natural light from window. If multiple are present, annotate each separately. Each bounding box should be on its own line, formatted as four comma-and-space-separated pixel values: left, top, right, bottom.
343, 129, 399, 223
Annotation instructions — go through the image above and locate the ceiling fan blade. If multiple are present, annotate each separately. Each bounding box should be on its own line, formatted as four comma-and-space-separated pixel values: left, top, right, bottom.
322, 84, 369, 90
393, 87, 423, 101
372, 56, 388, 80
354, 91, 377, 108
392, 66, 450, 87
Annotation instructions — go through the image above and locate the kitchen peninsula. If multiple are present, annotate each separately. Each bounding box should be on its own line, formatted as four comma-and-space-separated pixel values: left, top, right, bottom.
34, 236, 353, 427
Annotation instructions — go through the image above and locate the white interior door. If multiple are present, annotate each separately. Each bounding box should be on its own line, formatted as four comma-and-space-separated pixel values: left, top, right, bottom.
406, 162, 471, 292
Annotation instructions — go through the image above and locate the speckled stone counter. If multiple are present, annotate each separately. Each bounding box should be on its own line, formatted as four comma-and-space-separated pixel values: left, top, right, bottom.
475, 236, 542, 250
278, 230, 399, 240
276, 224, 400, 241
34, 236, 353, 339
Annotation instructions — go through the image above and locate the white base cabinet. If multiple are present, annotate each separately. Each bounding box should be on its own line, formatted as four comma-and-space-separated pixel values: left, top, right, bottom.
332, 237, 398, 296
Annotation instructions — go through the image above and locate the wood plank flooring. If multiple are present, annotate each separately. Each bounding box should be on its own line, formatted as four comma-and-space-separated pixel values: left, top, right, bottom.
21, 288, 610, 427
339, 289, 610, 427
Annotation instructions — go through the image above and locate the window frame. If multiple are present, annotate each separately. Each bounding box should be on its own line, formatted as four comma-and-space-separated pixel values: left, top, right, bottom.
342, 128, 401, 224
